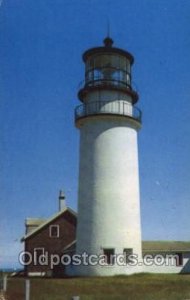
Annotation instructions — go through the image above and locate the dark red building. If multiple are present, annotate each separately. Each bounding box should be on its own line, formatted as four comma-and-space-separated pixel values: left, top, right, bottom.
21, 191, 76, 277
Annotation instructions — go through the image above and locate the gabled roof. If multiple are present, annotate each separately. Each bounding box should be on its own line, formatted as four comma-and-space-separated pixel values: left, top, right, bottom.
21, 207, 77, 242
62, 240, 190, 253
63, 239, 76, 252
142, 241, 190, 252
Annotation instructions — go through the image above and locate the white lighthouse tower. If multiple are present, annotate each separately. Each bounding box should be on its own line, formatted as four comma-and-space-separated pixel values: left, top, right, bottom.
75, 37, 142, 276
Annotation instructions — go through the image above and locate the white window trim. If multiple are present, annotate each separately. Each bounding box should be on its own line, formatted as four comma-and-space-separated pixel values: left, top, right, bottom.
33, 247, 45, 264
28, 272, 45, 277
49, 224, 60, 238
34, 247, 45, 255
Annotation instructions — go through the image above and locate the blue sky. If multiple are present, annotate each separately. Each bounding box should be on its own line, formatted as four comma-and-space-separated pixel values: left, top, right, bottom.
0, 0, 190, 268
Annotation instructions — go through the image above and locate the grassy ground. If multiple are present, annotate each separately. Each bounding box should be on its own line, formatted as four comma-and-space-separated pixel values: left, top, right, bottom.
6, 274, 190, 300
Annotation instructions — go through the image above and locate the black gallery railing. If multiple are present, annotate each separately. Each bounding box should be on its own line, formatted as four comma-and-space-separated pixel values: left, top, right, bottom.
75, 101, 142, 123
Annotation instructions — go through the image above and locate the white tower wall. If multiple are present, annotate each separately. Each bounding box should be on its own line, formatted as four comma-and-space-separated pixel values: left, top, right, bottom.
75, 113, 142, 276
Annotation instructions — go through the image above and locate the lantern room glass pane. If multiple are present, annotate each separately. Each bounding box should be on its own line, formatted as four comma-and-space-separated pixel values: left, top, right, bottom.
85, 53, 131, 88
118, 55, 126, 70
94, 69, 103, 80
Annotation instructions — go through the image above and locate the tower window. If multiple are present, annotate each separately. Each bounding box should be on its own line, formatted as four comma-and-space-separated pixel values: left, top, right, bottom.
49, 225, 59, 238
123, 248, 133, 264
175, 253, 183, 266
103, 248, 115, 265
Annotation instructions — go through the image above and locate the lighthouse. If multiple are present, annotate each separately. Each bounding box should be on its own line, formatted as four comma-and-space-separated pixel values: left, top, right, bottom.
74, 37, 142, 276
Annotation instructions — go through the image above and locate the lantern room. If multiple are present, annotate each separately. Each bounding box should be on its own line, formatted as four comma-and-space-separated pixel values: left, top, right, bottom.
78, 37, 139, 104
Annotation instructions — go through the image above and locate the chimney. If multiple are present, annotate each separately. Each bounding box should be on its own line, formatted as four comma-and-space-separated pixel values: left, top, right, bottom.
59, 190, 66, 211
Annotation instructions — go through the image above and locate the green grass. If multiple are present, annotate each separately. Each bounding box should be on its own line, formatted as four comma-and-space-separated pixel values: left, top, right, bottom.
6, 274, 190, 300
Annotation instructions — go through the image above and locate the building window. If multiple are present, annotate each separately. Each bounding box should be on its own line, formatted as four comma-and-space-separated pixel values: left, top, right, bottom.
175, 253, 183, 266
123, 248, 133, 264
34, 248, 45, 264
49, 225, 59, 238
103, 248, 115, 265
